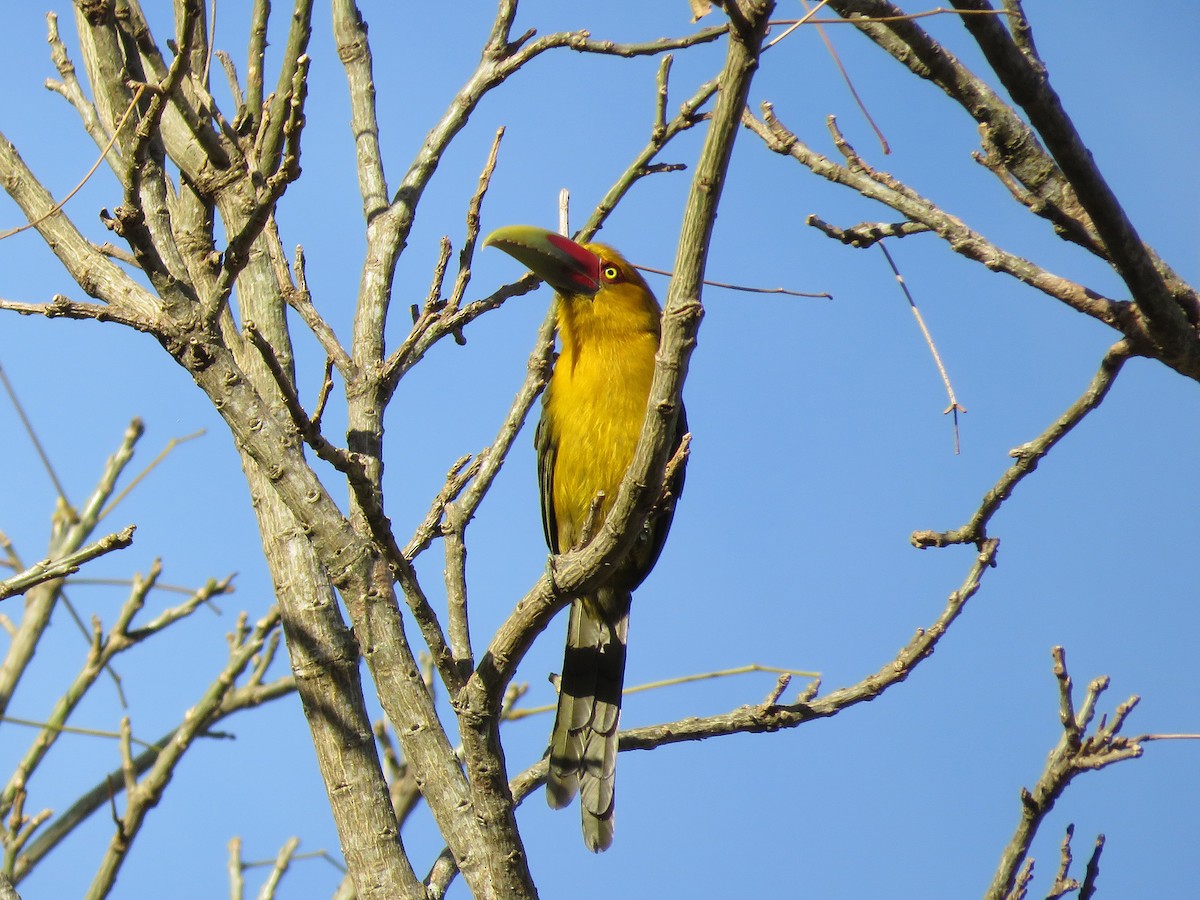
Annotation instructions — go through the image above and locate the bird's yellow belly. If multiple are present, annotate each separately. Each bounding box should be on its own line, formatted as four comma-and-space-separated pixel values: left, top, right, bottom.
545, 340, 656, 550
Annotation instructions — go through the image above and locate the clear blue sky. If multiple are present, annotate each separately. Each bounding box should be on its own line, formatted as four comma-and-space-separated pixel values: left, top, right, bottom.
0, 3, 1196, 898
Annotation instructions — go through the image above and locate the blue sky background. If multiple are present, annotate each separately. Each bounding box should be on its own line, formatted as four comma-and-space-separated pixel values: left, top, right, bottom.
0, 2, 1196, 898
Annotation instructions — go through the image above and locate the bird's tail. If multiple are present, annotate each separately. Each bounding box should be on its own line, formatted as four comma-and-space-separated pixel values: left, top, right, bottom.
547, 587, 630, 852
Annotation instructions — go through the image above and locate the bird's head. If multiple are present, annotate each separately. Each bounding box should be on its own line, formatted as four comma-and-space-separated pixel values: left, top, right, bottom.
483, 225, 657, 314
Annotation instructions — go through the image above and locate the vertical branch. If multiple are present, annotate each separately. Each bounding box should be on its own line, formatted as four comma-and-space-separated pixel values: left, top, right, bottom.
241, 0, 270, 133
111, 6, 426, 898
443, 526, 472, 676
438, 125, 508, 677
445, 126, 505, 318
331, 0, 389, 219
256, 0, 315, 175
663, 0, 774, 317
320, 6, 533, 893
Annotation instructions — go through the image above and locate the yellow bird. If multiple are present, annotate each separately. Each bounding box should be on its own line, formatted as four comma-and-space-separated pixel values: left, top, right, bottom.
485, 225, 687, 851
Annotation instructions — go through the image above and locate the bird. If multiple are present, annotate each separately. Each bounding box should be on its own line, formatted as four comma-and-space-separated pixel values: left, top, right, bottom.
484, 225, 687, 851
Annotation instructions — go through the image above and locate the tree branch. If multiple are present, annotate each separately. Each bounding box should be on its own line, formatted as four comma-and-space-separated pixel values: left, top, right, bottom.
0, 527, 134, 601
912, 341, 1132, 548
0, 136, 161, 322
986, 647, 1141, 900
83, 608, 290, 897
0, 419, 144, 723
948, 0, 1200, 370
433, 535, 1001, 895
745, 107, 1129, 330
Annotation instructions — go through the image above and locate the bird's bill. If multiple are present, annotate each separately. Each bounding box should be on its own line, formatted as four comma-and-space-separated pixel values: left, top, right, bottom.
484, 225, 601, 296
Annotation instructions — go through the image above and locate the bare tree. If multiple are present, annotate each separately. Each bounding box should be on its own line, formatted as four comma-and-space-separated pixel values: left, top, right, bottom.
0, 1, 1193, 898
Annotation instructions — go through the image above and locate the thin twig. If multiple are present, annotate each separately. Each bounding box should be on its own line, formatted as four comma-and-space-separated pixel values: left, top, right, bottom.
763, 0, 832, 50
310, 357, 335, 430
1047, 824, 1078, 899
799, 0, 889, 153
244, 322, 361, 476
0, 715, 161, 752
0, 361, 71, 508
99, 430, 206, 520
877, 242, 965, 453
202, 0, 218, 87
1080, 834, 1105, 900
446, 126, 505, 318
283, 246, 355, 379
806, 216, 930, 247
0, 295, 148, 330
635, 263, 830, 299
403, 455, 479, 562
653, 55, 672, 140
0, 85, 146, 242
771, 7, 1012, 25
503, 664, 822, 721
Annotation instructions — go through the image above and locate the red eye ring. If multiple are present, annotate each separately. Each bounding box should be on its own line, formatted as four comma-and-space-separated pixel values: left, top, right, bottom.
602, 264, 620, 282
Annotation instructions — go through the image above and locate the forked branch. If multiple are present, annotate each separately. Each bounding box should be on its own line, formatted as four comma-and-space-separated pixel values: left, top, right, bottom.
987, 647, 1141, 900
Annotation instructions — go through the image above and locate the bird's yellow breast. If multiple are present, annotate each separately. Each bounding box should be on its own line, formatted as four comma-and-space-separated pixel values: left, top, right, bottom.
542, 268, 662, 551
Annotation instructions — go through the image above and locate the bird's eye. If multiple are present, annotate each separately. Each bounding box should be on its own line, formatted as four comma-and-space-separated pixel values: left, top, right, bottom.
602, 264, 621, 282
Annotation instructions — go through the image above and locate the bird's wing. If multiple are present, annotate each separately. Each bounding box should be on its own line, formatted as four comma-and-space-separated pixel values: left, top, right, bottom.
626, 401, 688, 589
534, 414, 560, 554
